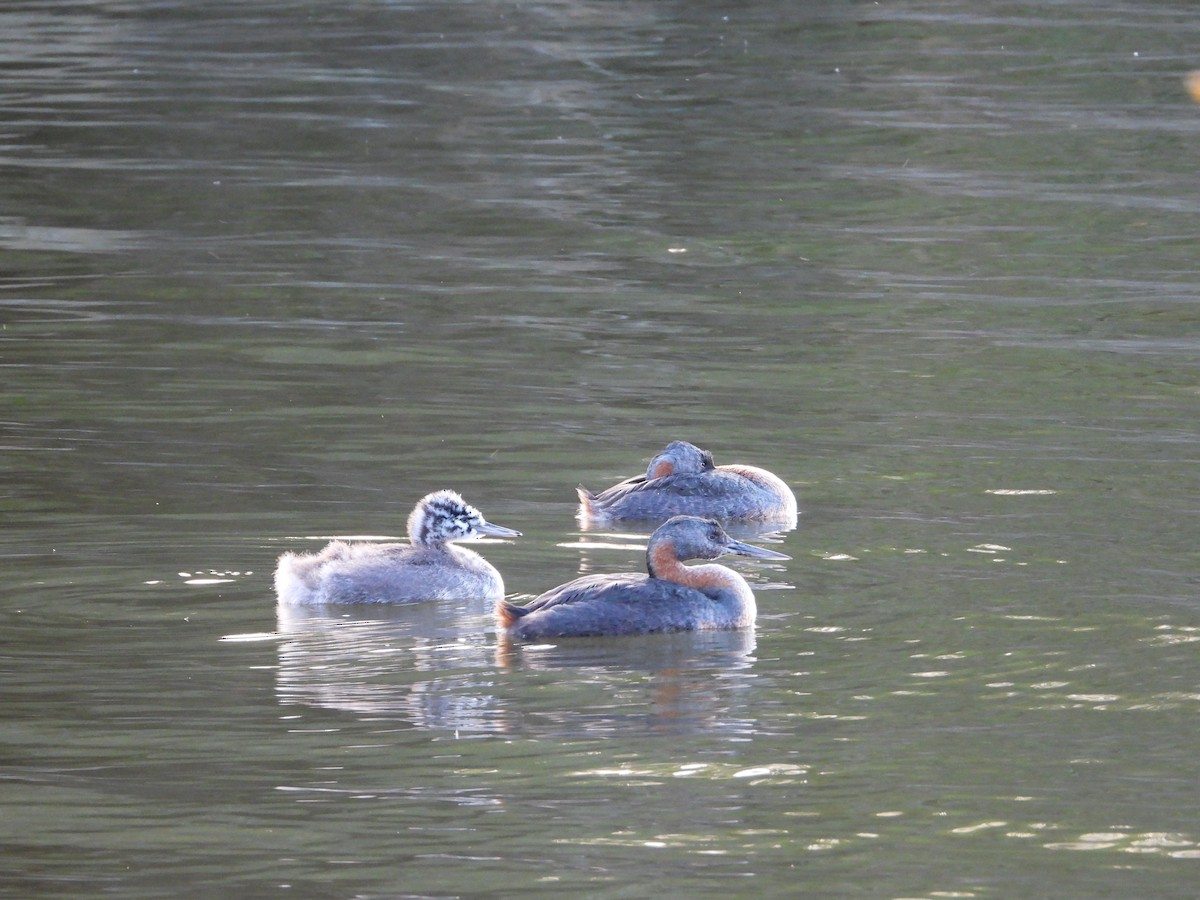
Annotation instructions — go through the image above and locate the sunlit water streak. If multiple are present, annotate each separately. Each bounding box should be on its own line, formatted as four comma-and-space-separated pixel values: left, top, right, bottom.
3, 1, 1200, 897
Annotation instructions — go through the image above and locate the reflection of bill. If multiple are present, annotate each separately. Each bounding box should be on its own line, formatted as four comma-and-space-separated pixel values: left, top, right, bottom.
1187, 71, 1200, 104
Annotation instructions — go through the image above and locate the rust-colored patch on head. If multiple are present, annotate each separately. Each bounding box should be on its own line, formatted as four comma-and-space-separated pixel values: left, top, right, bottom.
649, 459, 675, 479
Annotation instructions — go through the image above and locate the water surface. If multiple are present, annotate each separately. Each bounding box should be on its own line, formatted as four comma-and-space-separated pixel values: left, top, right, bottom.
3, 1, 1200, 896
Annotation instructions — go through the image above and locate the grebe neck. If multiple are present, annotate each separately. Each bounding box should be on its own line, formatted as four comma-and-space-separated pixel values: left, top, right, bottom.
647, 539, 746, 597
647, 538, 683, 581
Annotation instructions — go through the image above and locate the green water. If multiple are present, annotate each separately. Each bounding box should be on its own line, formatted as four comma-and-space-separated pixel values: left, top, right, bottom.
3, 2, 1199, 897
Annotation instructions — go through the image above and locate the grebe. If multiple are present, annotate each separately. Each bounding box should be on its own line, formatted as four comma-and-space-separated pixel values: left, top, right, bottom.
577, 440, 797, 524
497, 515, 788, 639
275, 490, 520, 606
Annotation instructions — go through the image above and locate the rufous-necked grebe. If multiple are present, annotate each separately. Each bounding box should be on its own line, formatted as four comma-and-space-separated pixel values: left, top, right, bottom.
497, 515, 789, 639
577, 440, 797, 524
275, 490, 520, 607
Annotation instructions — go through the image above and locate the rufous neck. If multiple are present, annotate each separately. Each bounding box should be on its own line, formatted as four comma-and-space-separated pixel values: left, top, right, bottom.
647, 538, 684, 581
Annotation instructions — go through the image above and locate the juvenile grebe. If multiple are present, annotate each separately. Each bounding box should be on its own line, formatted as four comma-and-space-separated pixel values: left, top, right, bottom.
497, 515, 788, 639
577, 440, 797, 524
275, 490, 520, 606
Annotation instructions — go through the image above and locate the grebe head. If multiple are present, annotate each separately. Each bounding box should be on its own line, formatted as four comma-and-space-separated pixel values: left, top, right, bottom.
648, 515, 790, 571
407, 490, 521, 547
645, 440, 717, 479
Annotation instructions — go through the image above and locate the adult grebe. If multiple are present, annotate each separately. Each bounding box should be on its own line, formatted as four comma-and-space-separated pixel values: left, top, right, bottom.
496, 515, 789, 639
577, 440, 797, 524
274, 490, 520, 606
